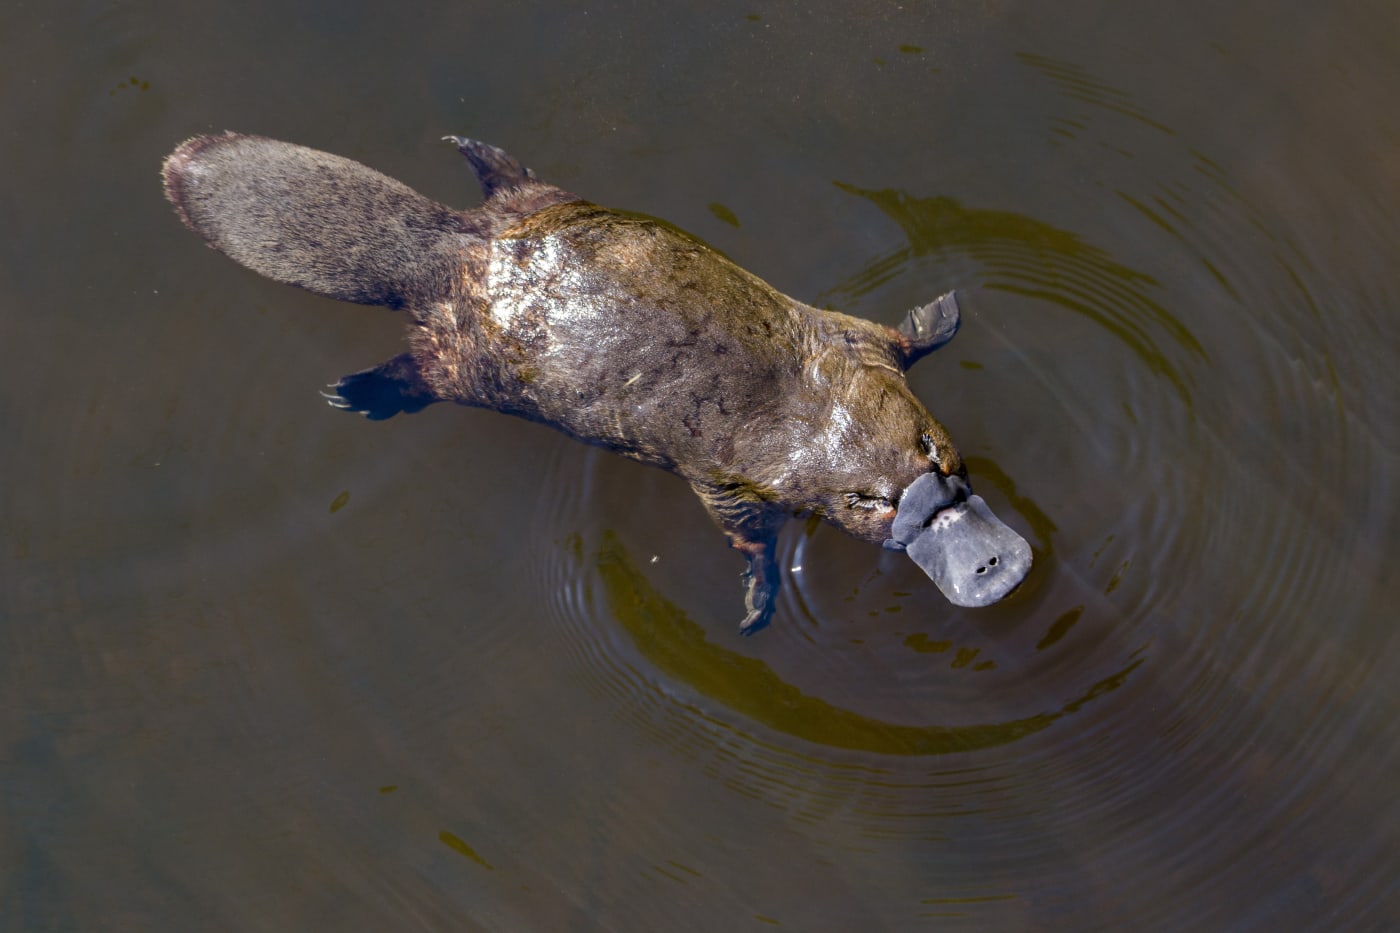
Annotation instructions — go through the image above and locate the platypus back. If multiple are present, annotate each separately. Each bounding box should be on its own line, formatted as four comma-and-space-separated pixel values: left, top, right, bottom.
162, 133, 470, 308
160, 132, 1032, 634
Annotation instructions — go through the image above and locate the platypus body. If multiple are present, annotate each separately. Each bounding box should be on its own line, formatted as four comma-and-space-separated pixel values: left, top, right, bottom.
162, 133, 1030, 633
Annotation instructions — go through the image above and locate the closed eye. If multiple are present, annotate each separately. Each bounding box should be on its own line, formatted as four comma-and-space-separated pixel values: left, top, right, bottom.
845, 492, 894, 511
920, 432, 942, 467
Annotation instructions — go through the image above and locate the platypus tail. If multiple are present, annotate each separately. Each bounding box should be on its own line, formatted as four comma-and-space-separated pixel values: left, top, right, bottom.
162, 133, 470, 308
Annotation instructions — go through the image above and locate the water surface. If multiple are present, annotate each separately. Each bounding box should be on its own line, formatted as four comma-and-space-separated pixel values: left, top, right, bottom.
2, 0, 1397, 928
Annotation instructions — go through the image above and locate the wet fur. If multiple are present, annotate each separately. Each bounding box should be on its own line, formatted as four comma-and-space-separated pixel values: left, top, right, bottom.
162, 132, 965, 634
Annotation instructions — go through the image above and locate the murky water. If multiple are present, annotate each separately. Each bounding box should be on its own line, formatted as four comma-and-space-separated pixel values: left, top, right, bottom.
3, 0, 1398, 928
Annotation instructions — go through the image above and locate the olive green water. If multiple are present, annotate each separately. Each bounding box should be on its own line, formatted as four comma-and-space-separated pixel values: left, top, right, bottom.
3, 1, 1398, 929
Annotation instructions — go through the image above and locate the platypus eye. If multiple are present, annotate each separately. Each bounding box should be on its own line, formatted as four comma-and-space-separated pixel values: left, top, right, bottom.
845, 492, 894, 511
920, 432, 941, 467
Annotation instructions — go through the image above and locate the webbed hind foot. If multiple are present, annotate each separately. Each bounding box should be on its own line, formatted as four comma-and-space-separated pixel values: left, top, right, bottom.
324, 353, 437, 420
444, 136, 537, 198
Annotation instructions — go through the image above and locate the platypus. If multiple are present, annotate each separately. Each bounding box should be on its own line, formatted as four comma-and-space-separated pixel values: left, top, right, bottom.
161, 132, 1031, 634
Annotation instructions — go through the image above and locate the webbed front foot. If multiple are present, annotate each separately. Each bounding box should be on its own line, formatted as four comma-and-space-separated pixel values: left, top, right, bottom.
896, 290, 961, 367
687, 481, 787, 636
736, 539, 781, 636
324, 352, 437, 420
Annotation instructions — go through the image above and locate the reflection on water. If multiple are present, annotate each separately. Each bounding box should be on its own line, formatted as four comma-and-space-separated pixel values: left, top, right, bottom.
592, 529, 1142, 756
3, 1, 1399, 928
828, 183, 1204, 403
1019, 51, 1176, 136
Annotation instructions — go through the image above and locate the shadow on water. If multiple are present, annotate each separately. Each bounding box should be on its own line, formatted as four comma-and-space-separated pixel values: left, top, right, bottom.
962, 454, 1057, 546
594, 530, 1142, 757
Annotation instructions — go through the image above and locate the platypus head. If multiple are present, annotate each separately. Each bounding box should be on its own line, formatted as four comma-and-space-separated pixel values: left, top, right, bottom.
796, 342, 1031, 608
884, 470, 1032, 607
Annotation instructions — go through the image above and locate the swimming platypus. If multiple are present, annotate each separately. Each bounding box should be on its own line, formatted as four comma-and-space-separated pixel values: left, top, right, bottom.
161, 132, 1031, 634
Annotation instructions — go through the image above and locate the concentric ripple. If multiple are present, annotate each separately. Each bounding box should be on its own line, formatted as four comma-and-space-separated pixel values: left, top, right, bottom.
520, 52, 1399, 925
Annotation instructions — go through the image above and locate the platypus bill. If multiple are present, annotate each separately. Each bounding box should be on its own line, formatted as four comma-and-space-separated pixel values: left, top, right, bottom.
162, 132, 1031, 634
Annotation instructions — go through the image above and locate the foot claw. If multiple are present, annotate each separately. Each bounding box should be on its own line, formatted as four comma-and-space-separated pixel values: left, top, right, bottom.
319, 389, 353, 410
321, 355, 437, 420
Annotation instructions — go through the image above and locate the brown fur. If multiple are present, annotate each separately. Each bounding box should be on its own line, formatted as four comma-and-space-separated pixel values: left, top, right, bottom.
162, 132, 968, 633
